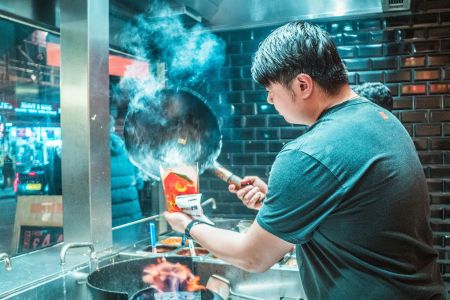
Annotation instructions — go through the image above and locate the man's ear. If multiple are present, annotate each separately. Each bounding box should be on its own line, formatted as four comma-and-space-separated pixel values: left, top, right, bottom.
293, 74, 313, 99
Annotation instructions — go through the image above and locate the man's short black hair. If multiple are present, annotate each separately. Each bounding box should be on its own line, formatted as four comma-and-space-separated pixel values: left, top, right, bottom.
251, 21, 348, 95
353, 82, 393, 111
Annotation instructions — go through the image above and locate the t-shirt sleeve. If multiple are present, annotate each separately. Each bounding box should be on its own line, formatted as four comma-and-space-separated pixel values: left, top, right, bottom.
256, 148, 345, 244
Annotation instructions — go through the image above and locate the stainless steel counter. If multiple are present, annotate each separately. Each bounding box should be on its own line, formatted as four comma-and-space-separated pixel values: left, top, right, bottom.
0, 243, 119, 299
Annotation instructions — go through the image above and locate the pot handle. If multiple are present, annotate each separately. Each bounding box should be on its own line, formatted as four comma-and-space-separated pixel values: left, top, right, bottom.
212, 162, 244, 189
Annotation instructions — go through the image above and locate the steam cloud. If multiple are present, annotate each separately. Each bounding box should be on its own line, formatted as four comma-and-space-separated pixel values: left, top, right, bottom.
117, 1, 225, 107
116, 1, 225, 180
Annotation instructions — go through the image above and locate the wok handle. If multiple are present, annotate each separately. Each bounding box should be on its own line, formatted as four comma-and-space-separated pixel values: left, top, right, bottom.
212, 162, 244, 189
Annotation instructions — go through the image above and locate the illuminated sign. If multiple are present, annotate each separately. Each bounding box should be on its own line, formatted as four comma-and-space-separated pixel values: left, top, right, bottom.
0, 102, 13, 110
46, 42, 150, 78
18, 226, 63, 253
15, 102, 58, 116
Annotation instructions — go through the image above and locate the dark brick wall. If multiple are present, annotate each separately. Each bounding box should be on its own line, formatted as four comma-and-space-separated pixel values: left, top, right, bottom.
198, 0, 450, 286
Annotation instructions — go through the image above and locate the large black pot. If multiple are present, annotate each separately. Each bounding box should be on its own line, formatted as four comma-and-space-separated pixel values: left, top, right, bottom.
123, 88, 222, 179
87, 256, 221, 300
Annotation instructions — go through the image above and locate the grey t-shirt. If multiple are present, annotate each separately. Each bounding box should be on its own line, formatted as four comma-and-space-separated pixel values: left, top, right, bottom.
257, 98, 445, 300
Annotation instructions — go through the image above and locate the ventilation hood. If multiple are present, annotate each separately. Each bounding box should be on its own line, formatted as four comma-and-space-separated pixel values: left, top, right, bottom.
172, 0, 411, 30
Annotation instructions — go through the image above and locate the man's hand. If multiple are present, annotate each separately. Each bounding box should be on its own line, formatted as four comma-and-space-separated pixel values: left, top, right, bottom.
163, 211, 193, 233
229, 176, 268, 210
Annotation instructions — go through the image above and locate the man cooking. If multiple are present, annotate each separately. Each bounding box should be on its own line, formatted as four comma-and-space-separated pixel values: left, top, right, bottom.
229, 81, 395, 208
164, 21, 445, 299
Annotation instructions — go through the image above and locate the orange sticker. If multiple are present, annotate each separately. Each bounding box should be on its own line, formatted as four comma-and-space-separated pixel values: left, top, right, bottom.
379, 111, 389, 120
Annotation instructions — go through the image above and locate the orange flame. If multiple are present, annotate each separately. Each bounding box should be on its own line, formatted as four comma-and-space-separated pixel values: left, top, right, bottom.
186, 275, 205, 292
142, 258, 205, 292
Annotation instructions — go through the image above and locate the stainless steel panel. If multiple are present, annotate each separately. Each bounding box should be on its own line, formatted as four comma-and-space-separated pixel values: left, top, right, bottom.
195, 260, 305, 300
60, 0, 112, 249
0, 244, 89, 298
176, 0, 383, 30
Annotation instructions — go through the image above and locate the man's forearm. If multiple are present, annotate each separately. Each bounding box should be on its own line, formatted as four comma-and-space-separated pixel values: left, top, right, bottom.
189, 222, 293, 273
189, 223, 259, 271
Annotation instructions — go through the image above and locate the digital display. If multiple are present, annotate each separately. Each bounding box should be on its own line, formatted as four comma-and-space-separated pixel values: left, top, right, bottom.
18, 225, 63, 253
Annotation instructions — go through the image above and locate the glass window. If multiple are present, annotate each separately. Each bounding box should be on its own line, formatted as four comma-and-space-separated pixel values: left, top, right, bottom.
0, 17, 62, 256
0, 14, 162, 257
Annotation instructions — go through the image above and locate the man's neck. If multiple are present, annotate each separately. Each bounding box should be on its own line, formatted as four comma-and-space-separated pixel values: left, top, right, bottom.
323, 85, 358, 109
309, 85, 358, 124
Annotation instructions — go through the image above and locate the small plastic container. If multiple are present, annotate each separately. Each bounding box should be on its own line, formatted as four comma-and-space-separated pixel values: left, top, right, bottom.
176, 247, 209, 257
159, 236, 184, 247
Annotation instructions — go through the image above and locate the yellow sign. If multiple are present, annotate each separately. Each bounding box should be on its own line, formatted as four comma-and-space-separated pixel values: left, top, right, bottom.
26, 183, 42, 191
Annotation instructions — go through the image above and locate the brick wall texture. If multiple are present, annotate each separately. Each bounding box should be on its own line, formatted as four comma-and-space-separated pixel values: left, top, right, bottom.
196, 0, 450, 286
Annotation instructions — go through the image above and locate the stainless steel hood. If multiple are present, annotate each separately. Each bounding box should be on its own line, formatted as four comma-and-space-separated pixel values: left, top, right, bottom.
0, 0, 411, 51
172, 0, 400, 31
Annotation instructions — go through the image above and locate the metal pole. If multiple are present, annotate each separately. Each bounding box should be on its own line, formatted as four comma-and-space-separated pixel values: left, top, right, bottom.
60, 0, 111, 249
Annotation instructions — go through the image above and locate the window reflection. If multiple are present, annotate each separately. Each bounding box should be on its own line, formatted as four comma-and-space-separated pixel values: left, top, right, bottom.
0, 15, 160, 257
0, 17, 62, 256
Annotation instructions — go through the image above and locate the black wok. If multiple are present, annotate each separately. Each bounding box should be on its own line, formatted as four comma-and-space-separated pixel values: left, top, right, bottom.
123, 88, 243, 188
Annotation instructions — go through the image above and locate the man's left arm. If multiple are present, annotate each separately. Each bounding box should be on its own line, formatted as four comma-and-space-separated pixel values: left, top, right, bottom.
164, 211, 294, 273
